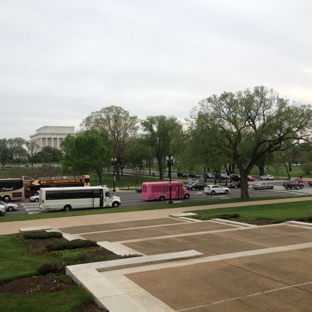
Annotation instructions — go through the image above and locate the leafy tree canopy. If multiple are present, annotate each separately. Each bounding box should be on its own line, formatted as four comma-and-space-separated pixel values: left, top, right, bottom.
191, 86, 312, 199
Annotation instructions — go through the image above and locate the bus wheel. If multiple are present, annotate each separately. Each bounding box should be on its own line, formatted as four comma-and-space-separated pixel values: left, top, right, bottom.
63, 205, 72, 212
112, 202, 119, 208
159, 196, 165, 201
3, 195, 11, 202
184, 194, 190, 199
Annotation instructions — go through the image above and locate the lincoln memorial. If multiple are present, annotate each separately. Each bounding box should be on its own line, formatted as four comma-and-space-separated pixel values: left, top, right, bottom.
29, 126, 75, 150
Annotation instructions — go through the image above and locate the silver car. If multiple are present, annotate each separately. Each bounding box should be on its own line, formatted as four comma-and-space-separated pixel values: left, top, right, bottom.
29, 195, 39, 202
259, 174, 274, 180
0, 205, 6, 216
252, 182, 274, 190
204, 185, 230, 195
0, 200, 18, 212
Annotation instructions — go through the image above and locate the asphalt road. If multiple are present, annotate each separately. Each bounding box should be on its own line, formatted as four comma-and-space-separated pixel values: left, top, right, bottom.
3, 180, 312, 216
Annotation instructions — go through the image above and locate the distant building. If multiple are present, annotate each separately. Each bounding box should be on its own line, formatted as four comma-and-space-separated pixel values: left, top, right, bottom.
29, 126, 75, 150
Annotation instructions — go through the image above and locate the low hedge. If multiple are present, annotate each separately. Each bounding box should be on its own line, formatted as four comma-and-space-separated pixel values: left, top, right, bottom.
46, 239, 97, 251
23, 231, 63, 239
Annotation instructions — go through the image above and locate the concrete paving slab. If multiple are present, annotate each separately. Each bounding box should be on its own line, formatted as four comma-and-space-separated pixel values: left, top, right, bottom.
199, 239, 268, 255
215, 224, 312, 241
77, 221, 237, 244
155, 221, 238, 235
253, 232, 312, 247
61, 218, 186, 234
81, 231, 135, 242
105, 274, 176, 312
125, 260, 287, 311
185, 287, 312, 312
105, 227, 169, 240
223, 249, 312, 285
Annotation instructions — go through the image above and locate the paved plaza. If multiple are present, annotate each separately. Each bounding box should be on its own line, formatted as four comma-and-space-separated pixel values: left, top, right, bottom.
3, 197, 312, 311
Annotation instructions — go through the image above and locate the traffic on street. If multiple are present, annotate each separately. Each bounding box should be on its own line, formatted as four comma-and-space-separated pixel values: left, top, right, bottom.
4, 179, 312, 216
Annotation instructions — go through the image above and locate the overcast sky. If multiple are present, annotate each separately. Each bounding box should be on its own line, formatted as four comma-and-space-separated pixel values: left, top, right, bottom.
1, 0, 312, 140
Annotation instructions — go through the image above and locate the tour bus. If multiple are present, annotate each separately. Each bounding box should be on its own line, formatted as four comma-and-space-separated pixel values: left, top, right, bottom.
0, 178, 24, 201
39, 186, 121, 212
24, 175, 91, 198
141, 181, 190, 201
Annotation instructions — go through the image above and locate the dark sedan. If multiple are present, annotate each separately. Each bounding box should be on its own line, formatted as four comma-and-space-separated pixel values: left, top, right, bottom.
230, 174, 240, 182
228, 182, 241, 188
186, 182, 207, 191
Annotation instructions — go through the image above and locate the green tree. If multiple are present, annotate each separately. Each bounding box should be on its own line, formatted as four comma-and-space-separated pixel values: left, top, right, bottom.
61, 130, 110, 184
0, 138, 26, 168
191, 86, 312, 199
141, 115, 183, 179
25, 141, 41, 167
186, 119, 230, 183
80, 106, 139, 180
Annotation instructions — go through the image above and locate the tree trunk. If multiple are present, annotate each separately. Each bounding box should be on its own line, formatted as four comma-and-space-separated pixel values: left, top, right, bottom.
158, 158, 163, 179
239, 170, 250, 199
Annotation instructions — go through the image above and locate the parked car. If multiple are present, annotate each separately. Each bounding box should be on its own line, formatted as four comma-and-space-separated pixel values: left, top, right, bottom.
206, 173, 215, 179
186, 182, 207, 191
204, 185, 230, 195
177, 172, 187, 178
282, 179, 304, 189
188, 173, 200, 178
252, 182, 274, 190
230, 174, 240, 182
228, 182, 241, 188
0, 200, 18, 212
215, 174, 231, 180
135, 187, 142, 193
0, 205, 6, 216
29, 195, 39, 202
260, 174, 274, 180
248, 175, 255, 181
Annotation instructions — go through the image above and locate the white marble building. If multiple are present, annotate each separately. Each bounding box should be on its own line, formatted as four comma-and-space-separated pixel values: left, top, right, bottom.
29, 126, 75, 150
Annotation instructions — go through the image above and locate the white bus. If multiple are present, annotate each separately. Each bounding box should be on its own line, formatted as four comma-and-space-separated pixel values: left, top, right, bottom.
39, 186, 121, 212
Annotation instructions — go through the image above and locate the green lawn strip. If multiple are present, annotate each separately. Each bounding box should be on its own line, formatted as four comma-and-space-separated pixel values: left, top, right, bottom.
189, 201, 312, 223
0, 287, 93, 312
1, 195, 310, 223
0, 234, 58, 283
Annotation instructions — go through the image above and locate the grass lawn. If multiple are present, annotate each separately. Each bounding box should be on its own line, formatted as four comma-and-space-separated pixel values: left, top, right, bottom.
0, 233, 94, 311
190, 200, 312, 224
0, 232, 135, 312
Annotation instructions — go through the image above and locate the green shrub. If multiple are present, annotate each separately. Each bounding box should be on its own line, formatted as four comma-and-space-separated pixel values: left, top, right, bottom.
23, 231, 63, 239
37, 262, 64, 275
46, 239, 97, 251
214, 213, 240, 219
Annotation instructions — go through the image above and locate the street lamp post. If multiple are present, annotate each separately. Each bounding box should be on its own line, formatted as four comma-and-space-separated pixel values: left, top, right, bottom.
166, 156, 174, 204
111, 158, 117, 192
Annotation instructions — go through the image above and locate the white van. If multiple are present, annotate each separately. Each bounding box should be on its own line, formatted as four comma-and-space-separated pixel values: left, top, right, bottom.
39, 186, 121, 211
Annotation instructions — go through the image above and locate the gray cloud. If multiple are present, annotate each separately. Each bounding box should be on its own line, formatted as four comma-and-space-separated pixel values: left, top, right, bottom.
1, 0, 311, 139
